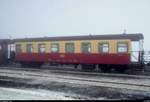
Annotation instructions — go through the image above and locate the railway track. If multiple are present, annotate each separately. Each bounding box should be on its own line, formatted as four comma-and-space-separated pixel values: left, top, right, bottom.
0, 66, 150, 92
0, 66, 150, 79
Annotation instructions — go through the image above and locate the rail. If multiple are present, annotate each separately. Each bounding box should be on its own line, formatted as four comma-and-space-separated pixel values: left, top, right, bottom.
1, 67, 150, 92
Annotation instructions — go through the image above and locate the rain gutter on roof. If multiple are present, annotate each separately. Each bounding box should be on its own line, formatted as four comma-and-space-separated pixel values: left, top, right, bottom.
13, 33, 144, 42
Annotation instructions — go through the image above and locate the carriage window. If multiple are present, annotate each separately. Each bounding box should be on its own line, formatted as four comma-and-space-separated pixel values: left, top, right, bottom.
117, 43, 128, 53
65, 43, 74, 53
51, 43, 59, 53
38, 44, 46, 53
26, 44, 33, 53
81, 43, 91, 53
16, 44, 22, 53
99, 43, 109, 53
0, 45, 2, 50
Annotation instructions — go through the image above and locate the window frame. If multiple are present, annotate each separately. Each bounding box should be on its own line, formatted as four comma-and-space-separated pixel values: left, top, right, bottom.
0, 45, 2, 50
65, 43, 75, 53
81, 42, 91, 53
38, 43, 46, 53
98, 42, 109, 53
117, 42, 128, 53
16, 44, 22, 53
26, 44, 33, 53
51, 43, 59, 53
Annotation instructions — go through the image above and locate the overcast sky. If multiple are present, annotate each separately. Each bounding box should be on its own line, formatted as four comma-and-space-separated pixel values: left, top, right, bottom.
0, 0, 150, 50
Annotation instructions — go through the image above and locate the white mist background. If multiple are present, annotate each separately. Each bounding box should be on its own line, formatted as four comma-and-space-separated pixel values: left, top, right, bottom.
0, 0, 150, 51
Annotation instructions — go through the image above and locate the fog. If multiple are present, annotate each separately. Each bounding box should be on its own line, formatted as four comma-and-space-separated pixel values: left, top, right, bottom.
0, 0, 150, 50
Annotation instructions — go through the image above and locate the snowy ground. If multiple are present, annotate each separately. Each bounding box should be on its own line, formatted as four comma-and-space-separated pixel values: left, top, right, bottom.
0, 87, 83, 100
0, 67, 150, 100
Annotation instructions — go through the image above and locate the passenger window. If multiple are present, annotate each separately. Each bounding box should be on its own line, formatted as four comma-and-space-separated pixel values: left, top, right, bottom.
16, 44, 22, 53
38, 44, 46, 53
117, 43, 128, 53
99, 43, 109, 53
81, 43, 91, 53
26, 44, 33, 53
65, 43, 74, 53
51, 43, 59, 53
0, 45, 2, 50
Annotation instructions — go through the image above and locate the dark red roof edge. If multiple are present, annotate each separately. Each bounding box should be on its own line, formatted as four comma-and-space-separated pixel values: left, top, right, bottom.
0, 39, 12, 44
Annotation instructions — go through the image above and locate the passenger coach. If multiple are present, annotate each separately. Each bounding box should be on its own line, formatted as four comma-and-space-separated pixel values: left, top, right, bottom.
14, 33, 144, 72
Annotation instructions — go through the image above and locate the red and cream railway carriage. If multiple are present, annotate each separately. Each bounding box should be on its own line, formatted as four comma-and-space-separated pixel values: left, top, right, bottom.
14, 33, 144, 72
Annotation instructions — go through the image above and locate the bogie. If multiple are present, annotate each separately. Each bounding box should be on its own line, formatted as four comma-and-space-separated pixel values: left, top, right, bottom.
81, 64, 96, 71
20, 62, 43, 68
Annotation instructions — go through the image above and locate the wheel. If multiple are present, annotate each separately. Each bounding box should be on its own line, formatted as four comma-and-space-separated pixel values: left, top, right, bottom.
21, 62, 43, 68
74, 65, 78, 69
115, 68, 125, 73
100, 65, 112, 73
81, 64, 96, 71
101, 67, 109, 73
30, 62, 43, 68
21, 62, 30, 68
114, 66, 128, 73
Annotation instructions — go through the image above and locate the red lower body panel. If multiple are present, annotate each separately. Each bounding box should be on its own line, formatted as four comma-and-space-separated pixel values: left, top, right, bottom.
15, 53, 131, 65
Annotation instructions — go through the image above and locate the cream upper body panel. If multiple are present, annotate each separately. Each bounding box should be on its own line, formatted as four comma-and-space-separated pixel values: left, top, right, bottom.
15, 39, 131, 54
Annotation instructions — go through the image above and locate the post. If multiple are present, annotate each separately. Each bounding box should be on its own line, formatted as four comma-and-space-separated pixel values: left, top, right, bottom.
139, 40, 144, 72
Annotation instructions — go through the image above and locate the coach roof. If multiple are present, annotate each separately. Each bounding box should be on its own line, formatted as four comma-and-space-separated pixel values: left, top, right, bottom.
0, 39, 12, 44
14, 33, 144, 42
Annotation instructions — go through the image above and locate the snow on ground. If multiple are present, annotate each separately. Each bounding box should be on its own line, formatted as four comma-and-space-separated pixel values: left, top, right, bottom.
0, 87, 80, 100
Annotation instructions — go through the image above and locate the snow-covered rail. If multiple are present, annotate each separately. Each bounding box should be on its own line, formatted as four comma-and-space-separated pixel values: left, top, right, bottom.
0, 67, 150, 92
